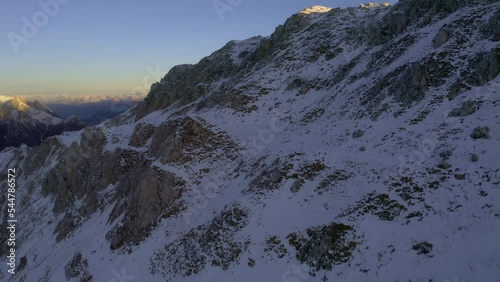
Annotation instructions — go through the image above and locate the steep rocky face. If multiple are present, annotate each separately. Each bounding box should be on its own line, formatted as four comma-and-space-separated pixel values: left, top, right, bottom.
0, 97, 85, 151
1, 1, 500, 281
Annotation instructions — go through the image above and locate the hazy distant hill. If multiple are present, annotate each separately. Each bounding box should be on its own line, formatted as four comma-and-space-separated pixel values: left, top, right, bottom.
47, 99, 139, 125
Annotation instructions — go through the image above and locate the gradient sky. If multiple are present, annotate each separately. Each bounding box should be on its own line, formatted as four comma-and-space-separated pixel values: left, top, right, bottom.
1, 0, 398, 97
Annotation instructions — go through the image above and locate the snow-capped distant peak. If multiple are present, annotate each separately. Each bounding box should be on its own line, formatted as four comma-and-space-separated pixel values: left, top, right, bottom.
0, 95, 14, 103
299, 6, 333, 15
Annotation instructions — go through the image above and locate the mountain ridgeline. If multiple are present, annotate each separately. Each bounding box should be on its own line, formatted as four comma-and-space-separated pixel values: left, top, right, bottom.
1, 0, 500, 281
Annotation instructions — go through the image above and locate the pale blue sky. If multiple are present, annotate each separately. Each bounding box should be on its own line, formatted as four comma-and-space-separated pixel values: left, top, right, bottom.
0, 0, 397, 96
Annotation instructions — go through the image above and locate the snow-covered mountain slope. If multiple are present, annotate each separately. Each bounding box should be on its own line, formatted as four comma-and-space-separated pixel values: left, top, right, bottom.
1, 0, 500, 281
0, 96, 85, 151
15, 93, 145, 105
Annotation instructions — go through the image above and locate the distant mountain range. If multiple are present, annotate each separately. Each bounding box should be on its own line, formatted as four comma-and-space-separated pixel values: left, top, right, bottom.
1, 0, 500, 281
0, 95, 85, 150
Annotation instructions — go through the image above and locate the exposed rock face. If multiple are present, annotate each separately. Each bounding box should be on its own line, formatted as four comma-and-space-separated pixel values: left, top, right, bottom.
286, 78, 311, 95
483, 9, 500, 41
132, 7, 312, 119
55, 213, 79, 242
448, 100, 479, 117
357, 0, 495, 47
470, 126, 490, 139
64, 252, 93, 282
150, 205, 250, 277
393, 63, 429, 105
108, 166, 184, 250
132, 40, 244, 119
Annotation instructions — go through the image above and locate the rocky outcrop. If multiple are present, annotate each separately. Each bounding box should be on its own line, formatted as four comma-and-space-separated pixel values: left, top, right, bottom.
35, 124, 188, 245
133, 8, 319, 119
448, 100, 479, 117
41, 127, 107, 214
470, 126, 490, 139
471, 47, 500, 86
0, 97, 85, 151
248, 157, 327, 193
133, 40, 243, 119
